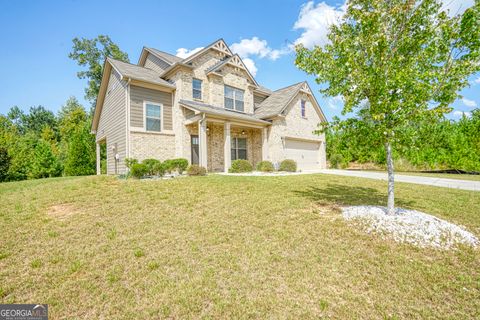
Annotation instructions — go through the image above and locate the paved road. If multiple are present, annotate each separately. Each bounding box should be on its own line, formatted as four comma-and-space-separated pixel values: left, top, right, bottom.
318, 169, 480, 191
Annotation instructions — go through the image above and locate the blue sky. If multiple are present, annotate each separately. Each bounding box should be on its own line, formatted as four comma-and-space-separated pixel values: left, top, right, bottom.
0, 0, 478, 121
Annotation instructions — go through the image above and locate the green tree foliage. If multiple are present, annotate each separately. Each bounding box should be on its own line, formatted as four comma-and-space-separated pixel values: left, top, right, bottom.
7, 133, 37, 181
30, 139, 62, 179
0, 147, 10, 182
63, 122, 96, 176
327, 110, 480, 172
8, 105, 58, 136
296, 0, 480, 214
0, 97, 96, 182
69, 35, 129, 105
58, 97, 88, 138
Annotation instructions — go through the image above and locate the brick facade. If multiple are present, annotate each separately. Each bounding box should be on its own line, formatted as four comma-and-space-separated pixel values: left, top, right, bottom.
129, 131, 176, 162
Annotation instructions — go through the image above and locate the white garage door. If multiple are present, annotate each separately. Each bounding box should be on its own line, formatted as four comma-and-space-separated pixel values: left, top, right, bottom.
284, 139, 321, 171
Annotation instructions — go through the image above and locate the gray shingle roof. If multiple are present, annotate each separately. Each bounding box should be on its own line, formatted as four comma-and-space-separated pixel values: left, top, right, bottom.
254, 82, 305, 119
204, 56, 232, 74
255, 85, 273, 94
146, 47, 183, 64
108, 58, 175, 88
179, 99, 270, 124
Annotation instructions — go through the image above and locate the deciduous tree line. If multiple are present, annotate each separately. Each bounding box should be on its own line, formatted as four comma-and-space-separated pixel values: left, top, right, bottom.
325, 110, 480, 172
0, 98, 96, 182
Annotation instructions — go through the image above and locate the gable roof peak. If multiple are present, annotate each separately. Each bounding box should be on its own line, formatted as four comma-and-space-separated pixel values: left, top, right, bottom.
254, 81, 326, 121
182, 38, 233, 64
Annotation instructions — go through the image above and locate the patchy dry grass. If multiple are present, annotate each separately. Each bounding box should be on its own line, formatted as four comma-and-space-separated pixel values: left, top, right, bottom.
0, 174, 479, 319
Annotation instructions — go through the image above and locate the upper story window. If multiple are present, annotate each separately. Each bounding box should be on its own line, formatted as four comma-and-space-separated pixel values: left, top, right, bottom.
145, 102, 162, 132
301, 99, 306, 118
193, 78, 202, 100
224, 85, 244, 112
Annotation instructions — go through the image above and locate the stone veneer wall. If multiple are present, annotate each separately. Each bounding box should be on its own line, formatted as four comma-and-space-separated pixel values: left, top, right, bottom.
268, 92, 327, 169
129, 131, 176, 162
208, 125, 262, 172
185, 123, 262, 172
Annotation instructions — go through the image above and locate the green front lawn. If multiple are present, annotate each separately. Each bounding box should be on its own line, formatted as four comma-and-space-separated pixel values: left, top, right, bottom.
0, 174, 479, 318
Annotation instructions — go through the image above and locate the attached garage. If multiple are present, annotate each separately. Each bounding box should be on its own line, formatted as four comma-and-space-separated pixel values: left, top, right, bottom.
284, 138, 322, 171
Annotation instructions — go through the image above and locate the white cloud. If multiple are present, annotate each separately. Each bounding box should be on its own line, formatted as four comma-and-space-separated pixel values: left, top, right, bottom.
462, 98, 477, 108
442, 0, 474, 16
230, 37, 284, 61
474, 77, 480, 84
175, 47, 204, 59
293, 1, 346, 48
230, 37, 288, 76
242, 58, 258, 77
327, 95, 343, 109
453, 110, 472, 118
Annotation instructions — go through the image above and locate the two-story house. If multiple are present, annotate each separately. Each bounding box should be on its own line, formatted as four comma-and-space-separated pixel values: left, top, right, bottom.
91, 39, 327, 174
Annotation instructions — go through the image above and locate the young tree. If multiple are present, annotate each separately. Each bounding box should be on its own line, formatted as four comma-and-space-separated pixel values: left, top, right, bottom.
57, 96, 96, 176
296, 0, 480, 214
69, 35, 129, 105
63, 122, 96, 176
30, 139, 62, 179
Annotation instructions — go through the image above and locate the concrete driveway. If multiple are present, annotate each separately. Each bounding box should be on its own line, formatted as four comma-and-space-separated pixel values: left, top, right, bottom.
319, 169, 480, 191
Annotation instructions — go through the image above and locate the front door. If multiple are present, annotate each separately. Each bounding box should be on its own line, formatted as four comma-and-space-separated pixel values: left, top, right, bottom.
191, 135, 199, 165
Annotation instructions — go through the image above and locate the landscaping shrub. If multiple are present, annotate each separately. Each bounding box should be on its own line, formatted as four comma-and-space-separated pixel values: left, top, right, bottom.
125, 158, 138, 169
162, 159, 175, 173
163, 158, 189, 173
153, 161, 166, 176
130, 163, 147, 179
229, 159, 253, 173
329, 154, 345, 169
256, 160, 274, 172
142, 159, 160, 175
173, 158, 189, 173
279, 159, 297, 172
187, 165, 207, 176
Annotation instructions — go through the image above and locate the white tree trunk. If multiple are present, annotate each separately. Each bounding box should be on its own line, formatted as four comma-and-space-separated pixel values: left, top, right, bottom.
386, 141, 395, 215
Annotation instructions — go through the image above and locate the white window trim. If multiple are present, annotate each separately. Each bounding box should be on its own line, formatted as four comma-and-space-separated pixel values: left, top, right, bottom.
143, 101, 164, 133
224, 85, 245, 112
231, 137, 247, 160
192, 78, 202, 101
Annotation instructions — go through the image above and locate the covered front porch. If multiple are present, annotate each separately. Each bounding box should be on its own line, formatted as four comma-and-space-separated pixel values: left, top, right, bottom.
185, 118, 269, 172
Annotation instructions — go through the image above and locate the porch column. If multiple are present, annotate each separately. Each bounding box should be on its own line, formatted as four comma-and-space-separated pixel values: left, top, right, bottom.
261, 127, 269, 161
224, 122, 231, 172
96, 142, 101, 175
198, 119, 208, 168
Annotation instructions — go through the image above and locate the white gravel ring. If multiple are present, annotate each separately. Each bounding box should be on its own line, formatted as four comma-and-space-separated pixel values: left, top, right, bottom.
342, 206, 479, 249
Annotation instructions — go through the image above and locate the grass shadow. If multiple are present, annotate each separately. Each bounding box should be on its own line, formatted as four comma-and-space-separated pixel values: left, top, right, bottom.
294, 184, 415, 208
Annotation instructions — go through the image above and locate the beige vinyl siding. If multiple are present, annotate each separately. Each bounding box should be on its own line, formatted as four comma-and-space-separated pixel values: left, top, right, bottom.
130, 85, 173, 130
254, 94, 267, 109
144, 53, 170, 73
96, 69, 127, 174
